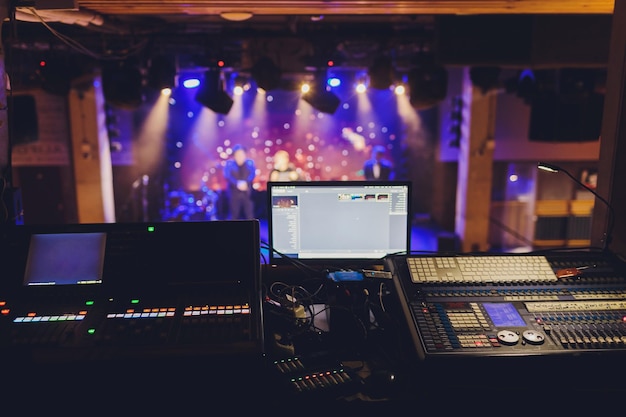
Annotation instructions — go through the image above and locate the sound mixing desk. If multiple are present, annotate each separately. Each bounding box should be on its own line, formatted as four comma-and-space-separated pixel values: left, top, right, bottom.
0, 221, 267, 412
3, 220, 626, 411
3, 284, 257, 362
385, 250, 626, 401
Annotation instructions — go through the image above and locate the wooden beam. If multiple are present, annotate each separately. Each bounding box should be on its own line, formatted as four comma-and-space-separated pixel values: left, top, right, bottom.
76, 1, 614, 16
594, 0, 626, 256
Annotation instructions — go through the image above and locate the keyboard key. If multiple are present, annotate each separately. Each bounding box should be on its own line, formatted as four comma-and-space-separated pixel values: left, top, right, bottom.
406, 255, 556, 283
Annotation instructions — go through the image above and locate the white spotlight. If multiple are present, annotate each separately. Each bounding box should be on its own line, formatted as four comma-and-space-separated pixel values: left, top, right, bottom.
394, 84, 405, 95
183, 78, 201, 89
328, 77, 341, 88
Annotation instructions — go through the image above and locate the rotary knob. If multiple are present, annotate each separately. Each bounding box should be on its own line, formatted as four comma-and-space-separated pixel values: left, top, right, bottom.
497, 330, 520, 345
522, 330, 546, 345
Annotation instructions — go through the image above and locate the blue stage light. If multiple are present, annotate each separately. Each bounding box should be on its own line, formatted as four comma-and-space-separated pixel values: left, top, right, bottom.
327, 77, 341, 88
182, 78, 201, 89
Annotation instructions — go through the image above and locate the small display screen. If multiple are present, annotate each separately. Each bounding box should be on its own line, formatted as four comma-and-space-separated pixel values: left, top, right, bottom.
23, 232, 107, 286
483, 303, 526, 327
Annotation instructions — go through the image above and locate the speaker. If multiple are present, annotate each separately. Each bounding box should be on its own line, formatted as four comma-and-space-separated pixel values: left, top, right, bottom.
368, 56, 394, 90
195, 70, 233, 115
102, 63, 144, 110
195, 88, 234, 115
528, 92, 604, 142
147, 55, 177, 90
528, 68, 604, 142
251, 56, 282, 91
302, 89, 340, 114
9, 94, 39, 145
408, 64, 448, 110
469, 66, 501, 93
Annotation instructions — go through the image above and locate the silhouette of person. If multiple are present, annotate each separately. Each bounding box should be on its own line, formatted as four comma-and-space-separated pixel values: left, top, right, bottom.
223, 144, 256, 219
269, 150, 300, 182
363, 145, 394, 180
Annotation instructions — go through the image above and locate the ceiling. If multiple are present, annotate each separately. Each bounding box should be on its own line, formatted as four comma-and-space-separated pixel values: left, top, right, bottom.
5, 1, 615, 90
12, 1, 615, 35
48, 1, 617, 17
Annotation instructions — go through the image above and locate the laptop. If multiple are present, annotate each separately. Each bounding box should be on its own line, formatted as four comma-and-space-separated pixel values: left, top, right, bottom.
266, 180, 412, 269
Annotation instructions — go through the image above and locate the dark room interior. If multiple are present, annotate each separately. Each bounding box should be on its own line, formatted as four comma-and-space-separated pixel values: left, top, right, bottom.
1, 0, 625, 413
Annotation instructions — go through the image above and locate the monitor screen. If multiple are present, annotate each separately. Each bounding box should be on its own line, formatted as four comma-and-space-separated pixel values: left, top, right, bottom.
267, 180, 411, 263
23, 232, 107, 286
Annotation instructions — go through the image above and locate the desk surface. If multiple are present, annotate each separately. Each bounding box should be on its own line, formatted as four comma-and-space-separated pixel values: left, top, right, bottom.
2, 256, 626, 412
260, 257, 626, 410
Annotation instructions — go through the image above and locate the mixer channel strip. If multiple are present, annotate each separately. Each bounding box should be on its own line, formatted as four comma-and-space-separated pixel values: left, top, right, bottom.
407, 255, 558, 284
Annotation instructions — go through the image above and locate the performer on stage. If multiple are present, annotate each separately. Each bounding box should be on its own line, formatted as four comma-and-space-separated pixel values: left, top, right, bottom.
223, 144, 256, 219
269, 150, 300, 182
363, 145, 394, 181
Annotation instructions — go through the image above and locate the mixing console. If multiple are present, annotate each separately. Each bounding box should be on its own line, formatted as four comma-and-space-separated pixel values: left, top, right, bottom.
0, 220, 264, 364
386, 251, 626, 360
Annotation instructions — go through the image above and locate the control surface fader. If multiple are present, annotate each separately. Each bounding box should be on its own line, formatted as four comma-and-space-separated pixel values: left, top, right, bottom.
412, 299, 626, 357
388, 252, 626, 361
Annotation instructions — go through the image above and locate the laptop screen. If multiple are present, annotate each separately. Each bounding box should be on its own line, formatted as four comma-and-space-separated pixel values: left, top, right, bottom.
267, 180, 411, 264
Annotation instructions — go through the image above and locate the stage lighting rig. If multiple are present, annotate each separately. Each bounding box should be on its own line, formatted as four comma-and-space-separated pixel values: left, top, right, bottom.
301, 70, 340, 115
195, 69, 233, 115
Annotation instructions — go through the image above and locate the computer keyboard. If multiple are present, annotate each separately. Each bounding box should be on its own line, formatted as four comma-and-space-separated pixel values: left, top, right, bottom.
406, 255, 557, 284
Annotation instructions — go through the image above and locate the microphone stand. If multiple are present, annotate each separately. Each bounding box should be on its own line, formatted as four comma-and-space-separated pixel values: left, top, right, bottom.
141, 175, 149, 222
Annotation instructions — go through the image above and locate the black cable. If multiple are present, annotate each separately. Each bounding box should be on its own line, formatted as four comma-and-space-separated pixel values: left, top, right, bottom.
260, 240, 328, 278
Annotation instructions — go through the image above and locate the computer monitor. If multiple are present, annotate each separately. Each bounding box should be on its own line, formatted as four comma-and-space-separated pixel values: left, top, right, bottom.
23, 232, 107, 286
267, 180, 412, 264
